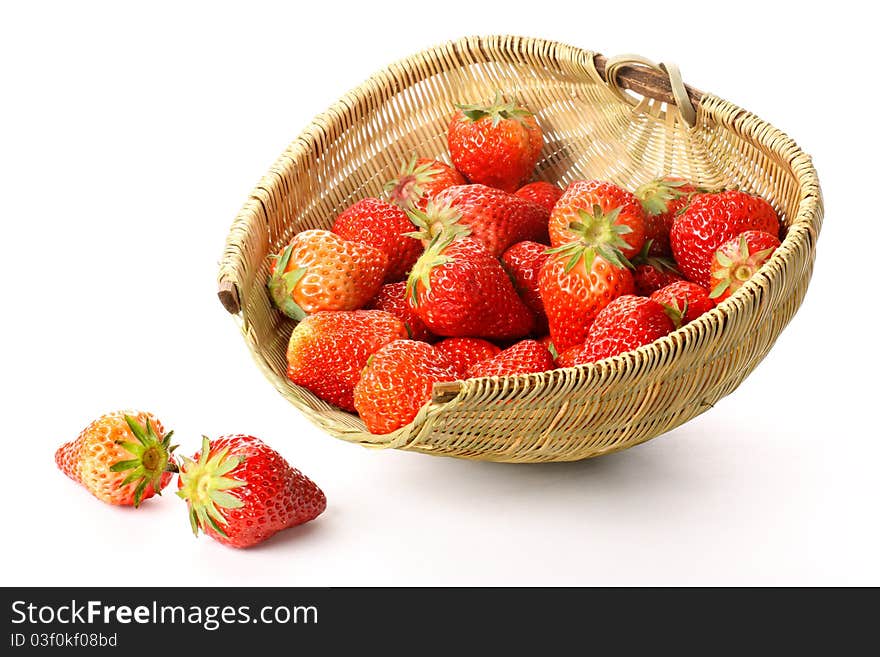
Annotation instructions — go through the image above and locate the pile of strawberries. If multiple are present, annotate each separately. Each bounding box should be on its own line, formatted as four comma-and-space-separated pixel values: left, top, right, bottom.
269, 92, 783, 435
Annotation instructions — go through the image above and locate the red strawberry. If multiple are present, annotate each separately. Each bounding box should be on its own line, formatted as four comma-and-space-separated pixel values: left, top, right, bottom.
286, 310, 408, 412
501, 241, 551, 334
384, 157, 466, 212
671, 191, 780, 287
434, 337, 501, 378
367, 282, 433, 342
331, 198, 422, 282
515, 181, 564, 214
651, 280, 714, 325
539, 249, 634, 353
549, 180, 646, 259
410, 185, 548, 256
447, 91, 543, 192
555, 345, 581, 368
55, 411, 176, 507
177, 435, 325, 549
354, 340, 458, 434
631, 241, 685, 296
635, 177, 700, 256
708, 230, 781, 302
406, 229, 535, 340
578, 295, 674, 363
467, 339, 555, 377
268, 230, 387, 319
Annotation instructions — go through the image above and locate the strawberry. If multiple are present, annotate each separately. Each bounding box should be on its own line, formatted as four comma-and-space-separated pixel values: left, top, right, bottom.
268, 230, 387, 319
177, 435, 325, 549
549, 180, 646, 259
467, 339, 555, 377
409, 185, 549, 256
651, 280, 714, 325
331, 198, 422, 282
406, 229, 535, 340
354, 340, 458, 434
434, 337, 501, 378
367, 282, 433, 342
447, 91, 543, 192
635, 177, 700, 256
55, 411, 176, 507
515, 181, 564, 214
631, 241, 685, 296
539, 244, 635, 353
501, 240, 551, 334
384, 157, 466, 212
577, 295, 674, 363
286, 310, 408, 412
708, 230, 781, 302
555, 345, 581, 368
670, 191, 780, 287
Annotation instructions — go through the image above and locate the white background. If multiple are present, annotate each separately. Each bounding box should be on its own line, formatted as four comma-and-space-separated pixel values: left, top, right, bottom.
2, 1, 877, 586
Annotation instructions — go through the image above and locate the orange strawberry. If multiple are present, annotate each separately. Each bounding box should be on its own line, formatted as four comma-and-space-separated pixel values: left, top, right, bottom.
549, 180, 646, 259
447, 91, 543, 192
651, 280, 714, 325
466, 339, 555, 377
635, 177, 700, 256
366, 281, 433, 342
501, 240, 551, 334
515, 181, 564, 214
384, 157, 466, 212
331, 198, 423, 282
406, 228, 535, 340
268, 230, 387, 319
286, 310, 408, 412
354, 340, 458, 434
55, 411, 176, 507
434, 337, 501, 378
409, 185, 549, 256
708, 230, 781, 302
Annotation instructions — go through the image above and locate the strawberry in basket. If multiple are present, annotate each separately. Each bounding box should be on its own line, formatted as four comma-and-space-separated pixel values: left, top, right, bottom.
448, 91, 543, 192
466, 339, 556, 378
434, 337, 502, 378
635, 176, 701, 256
366, 281, 433, 342
515, 181, 564, 214
708, 230, 781, 302
384, 157, 466, 212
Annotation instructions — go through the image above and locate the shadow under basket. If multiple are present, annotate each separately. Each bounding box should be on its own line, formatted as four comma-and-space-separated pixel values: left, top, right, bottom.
217, 35, 823, 463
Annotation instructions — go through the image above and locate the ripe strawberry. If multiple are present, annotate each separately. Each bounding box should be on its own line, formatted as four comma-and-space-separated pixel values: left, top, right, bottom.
635, 177, 700, 256
384, 157, 466, 212
268, 230, 387, 319
367, 282, 433, 342
447, 91, 543, 192
515, 181, 564, 214
467, 339, 555, 377
55, 411, 176, 507
539, 248, 634, 353
555, 345, 581, 368
354, 340, 458, 434
331, 198, 422, 282
578, 295, 674, 363
501, 241, 551, 334
434, 337, 501, 378
406, 229, 535, 340
631, 241, 685, 296
670, 191, 780, 287
708, 230, 781, 302
549, 180, 646, 259
177, 435, 325, 549
409, 185, 548, 256
286, 310, 407, 412
651, 280, 714, 326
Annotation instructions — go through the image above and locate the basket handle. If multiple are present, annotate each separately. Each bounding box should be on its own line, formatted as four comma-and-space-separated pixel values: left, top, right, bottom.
594, 54, 701, 127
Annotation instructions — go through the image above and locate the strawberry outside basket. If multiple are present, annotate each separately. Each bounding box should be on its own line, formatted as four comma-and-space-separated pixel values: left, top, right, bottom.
216, 35, 822, 463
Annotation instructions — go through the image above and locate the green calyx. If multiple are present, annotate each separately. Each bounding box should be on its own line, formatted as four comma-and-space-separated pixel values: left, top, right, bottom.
384, 156, 444, 210
545, 204, 633, 273
635, 178, 690, 215
405, 226, 468, 307
176, 436, 246, 539
110, 415, 178, 508
659, 298, 688, 329
632, 240, 681, 273
709, 235, 777, 299
267, 243, 308, 320
405, 199, 465, 244
456, 91, 532, 128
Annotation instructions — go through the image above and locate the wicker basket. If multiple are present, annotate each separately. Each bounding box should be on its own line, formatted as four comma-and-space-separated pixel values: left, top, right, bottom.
217, 35, 822, 463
